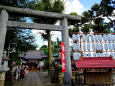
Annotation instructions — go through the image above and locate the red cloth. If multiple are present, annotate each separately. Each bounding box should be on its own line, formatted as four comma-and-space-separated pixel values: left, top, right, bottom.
75, 57, 115, 69
34, 68, 38, 71
28, 68, 31, 71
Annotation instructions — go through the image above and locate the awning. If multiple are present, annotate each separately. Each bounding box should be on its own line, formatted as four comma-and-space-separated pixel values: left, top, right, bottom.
74, 57, 115, 69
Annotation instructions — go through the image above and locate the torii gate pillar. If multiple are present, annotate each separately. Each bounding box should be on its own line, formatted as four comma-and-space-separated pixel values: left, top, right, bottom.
61, 17, 72, 83
0, 10, 8, 86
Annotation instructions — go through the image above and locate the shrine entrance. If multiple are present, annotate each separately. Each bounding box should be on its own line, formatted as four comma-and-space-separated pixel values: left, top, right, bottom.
0, 5, 81, 86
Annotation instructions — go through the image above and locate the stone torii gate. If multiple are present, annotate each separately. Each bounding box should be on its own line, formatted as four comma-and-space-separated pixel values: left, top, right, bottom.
0, 5, 81, 85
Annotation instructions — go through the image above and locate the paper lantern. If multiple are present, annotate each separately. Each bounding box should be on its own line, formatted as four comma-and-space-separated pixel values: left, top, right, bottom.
111, 34, 114, 41
72, 43, 76, 50
105, 53, 109, 57
87, 43, 90, 51
86, 34, 90, 42
96, 43, 100, 50
114, 35, 115, 41
83, 53, 87, 57
76, 43, 80, 50
109, 43, 113, 51
93, 53, 96, 57
72, 34, 76, 41
92, 43, 96, 50
95, 34, 98, 41
76, 34, 80, 41
73, 52, 80, 60
107, 34, 111, 41
99, 34, 102, 42
97, 35, 100, 41
99, 43, 103, 50
96, 53, 100, 57
113, 44, 115, 50
91, 35, 95, 42
103, 34, 107, 41
83, 44, 86, 51
110, 53, 114, 57
82, 34, 86, 42
87, 53, 91, 57
73, 52, 81, 60
104, 43, 109, 51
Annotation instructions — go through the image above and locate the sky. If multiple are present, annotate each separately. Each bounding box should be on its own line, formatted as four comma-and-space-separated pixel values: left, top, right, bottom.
32, 0, 102, 49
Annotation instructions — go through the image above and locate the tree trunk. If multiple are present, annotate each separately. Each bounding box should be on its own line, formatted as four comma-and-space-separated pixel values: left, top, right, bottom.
48, 31, 52, 65
47, 31, 52, 77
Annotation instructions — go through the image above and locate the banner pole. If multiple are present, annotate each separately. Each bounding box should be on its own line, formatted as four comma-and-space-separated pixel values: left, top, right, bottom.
65, 45, 67, 86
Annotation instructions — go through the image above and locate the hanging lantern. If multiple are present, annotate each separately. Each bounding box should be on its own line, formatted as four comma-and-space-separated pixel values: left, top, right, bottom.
82, 34, 86, 42
91, 35, 95, 42
104, 43, 109, 51
72, 34, 76, 41
99, 34, 102, 42
103, 34, 107, 41
83, 44, 86, 51
87, 43, 90, 51
109, 43, 113, 51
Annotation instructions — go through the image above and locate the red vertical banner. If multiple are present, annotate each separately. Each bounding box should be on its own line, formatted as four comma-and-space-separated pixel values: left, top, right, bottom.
61, 42, 66, 72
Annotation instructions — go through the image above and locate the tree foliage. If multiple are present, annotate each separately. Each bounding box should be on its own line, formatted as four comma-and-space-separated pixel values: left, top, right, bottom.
40, 38, 61, 56
69, 0, 115, 34
29, 0, 64, 24
39, 45, 48, 55
1, 0, 37, 60
52, 38, 61, 55
0, 0, 29, 8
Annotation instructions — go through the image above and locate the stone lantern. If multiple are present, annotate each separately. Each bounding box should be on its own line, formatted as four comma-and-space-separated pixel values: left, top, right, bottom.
0, 51, 10, 86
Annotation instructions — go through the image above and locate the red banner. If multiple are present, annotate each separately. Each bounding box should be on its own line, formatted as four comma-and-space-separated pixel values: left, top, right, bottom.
61, 42, 66, 72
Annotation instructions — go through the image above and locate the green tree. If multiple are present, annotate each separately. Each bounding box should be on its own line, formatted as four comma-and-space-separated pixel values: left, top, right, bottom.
69, 0, 115, 34
39, 45, 48, 55
52, 38, 61, 55
0, 0, 37, 60
0, 1, 37, 85
39, 45, 49, 70
81, 0, 115, 33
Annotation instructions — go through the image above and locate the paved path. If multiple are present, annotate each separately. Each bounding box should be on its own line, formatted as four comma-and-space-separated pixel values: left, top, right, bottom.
11, 72, 56, 86
24, 72, 44, 86
12, 72, 44, 86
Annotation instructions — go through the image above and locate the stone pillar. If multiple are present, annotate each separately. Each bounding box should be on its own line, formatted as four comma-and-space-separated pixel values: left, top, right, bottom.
0, 10, 8, 86
0, 10, 8, 66
61, 17, 72, 83
0, 72, 6, 86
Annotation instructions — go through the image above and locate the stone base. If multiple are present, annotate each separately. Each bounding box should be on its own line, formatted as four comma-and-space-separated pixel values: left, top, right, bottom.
0, 72, 6, 86
0, 80, 5, 86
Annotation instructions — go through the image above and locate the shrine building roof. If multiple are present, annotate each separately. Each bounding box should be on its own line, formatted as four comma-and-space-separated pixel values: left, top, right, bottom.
74, 56, 115, 69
